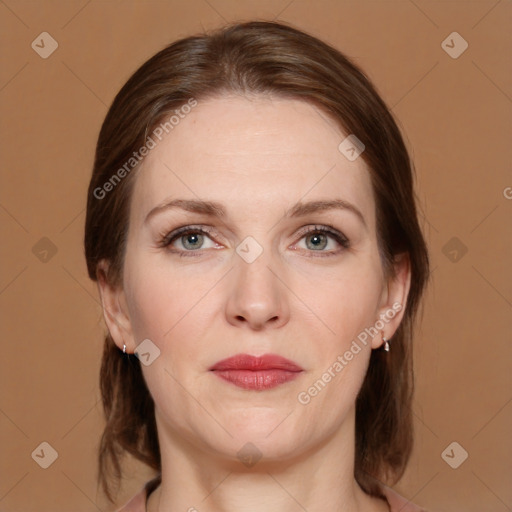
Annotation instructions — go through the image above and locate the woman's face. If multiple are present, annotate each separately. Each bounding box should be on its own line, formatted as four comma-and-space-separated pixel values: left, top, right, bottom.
101, 94, 409, 465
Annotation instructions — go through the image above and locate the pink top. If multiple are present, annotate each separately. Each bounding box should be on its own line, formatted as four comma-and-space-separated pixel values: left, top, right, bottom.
116, 478, 427, 512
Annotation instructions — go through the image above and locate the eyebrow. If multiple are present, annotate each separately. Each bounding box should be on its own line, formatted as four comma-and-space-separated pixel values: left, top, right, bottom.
144, 198, 366, 227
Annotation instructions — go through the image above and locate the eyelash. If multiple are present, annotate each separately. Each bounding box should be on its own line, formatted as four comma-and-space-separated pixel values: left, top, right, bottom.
158, 224, 350, 258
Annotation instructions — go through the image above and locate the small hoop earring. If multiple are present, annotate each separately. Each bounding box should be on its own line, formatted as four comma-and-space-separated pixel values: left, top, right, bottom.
122, 343, 126, 354
382, 335, 390, 352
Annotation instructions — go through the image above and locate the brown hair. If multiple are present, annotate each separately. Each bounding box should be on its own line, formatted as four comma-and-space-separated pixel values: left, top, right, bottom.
84, 20, 429, 503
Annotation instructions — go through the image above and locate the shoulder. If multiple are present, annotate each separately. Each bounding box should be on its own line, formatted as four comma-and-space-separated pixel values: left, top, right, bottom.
379, 483, 428, 512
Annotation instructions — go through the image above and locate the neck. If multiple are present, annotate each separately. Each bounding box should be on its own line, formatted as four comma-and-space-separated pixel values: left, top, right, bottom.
146, 407, 389, 512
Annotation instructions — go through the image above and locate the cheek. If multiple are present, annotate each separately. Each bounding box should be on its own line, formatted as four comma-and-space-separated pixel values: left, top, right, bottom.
122, 261, 214, 429
296, 257, 384, 346
293, 265, 382, 420
123, 255, 214, 344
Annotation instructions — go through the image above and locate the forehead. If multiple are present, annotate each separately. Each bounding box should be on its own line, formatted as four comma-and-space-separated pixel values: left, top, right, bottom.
130, 94, 375, 226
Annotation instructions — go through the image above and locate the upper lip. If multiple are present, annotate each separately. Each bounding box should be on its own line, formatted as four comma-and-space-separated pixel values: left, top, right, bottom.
209, 353, 303, 372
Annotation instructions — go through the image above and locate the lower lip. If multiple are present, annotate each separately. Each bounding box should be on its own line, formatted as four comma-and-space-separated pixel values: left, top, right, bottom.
211, 369, 302, 390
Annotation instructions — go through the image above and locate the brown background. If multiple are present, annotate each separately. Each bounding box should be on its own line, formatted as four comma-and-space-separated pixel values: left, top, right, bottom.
1, 1, 511, 511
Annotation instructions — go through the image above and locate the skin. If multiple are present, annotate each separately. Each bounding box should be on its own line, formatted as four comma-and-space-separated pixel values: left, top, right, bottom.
98, 94, 411, 512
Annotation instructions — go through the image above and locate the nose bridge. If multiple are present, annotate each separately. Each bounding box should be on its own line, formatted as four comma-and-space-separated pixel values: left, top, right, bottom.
225, 238, 289, 329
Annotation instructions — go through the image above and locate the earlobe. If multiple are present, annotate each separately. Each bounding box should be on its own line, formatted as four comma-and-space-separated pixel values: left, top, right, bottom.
372, 253, 411, 349
96, 260, 134, 353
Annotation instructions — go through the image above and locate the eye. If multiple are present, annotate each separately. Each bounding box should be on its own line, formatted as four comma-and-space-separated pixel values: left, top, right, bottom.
293, 225, 350, 256
159, 226, 220, 256
159, 224, 350, 258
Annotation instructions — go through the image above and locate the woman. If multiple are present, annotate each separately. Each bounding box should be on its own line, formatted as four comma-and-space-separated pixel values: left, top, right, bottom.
85, 21, 430, 512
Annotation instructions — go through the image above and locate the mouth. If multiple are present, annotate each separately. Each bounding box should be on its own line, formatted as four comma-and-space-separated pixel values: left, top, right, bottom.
208, 353, 304, 390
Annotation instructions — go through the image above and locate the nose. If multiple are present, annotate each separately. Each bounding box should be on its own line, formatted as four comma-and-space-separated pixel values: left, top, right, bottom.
225, 251, 290, 330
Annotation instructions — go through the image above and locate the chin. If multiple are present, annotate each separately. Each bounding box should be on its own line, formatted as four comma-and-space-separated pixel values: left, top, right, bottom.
215, 434, 308, 471
225, 404, 293, 434
224, 417, 307, 460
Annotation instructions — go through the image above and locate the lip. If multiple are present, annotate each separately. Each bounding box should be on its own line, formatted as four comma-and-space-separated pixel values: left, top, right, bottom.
209, 353, 304, 390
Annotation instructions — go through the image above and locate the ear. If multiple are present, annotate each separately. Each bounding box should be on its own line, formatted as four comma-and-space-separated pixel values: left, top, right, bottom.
96, 260, 135, 353
371, 252, 412, 349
